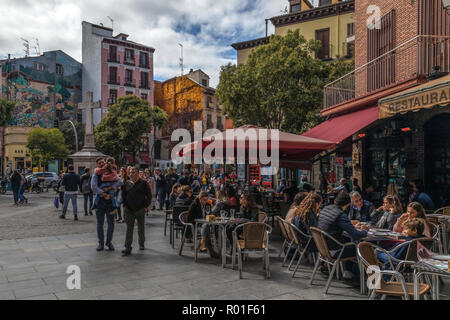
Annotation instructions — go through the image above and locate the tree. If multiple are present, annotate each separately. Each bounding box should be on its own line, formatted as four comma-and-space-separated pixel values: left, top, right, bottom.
94, 95, 168, 164
26, 128, 70, 167
0, 98, 15, 127
216, 29, 354, 134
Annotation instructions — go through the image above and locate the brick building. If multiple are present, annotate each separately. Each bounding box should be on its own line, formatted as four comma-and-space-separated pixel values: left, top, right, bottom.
304, 0, 450, 208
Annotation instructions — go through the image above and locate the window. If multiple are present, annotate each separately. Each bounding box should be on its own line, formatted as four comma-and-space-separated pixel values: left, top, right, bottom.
206, 96, 212, 108
109, 89, 117, 105
125, 49, 134, 61
109, 46, 117, 62
206, 114, 213, 129
56, 63, 64, 75
139, 52, 148, 67
109, 66, 118, 83
315, 28, 330, 60
125, 69, 133, 83
141, 93, 148, 100
319, 0, 332, 6
290, 4, 301, 12
33, 62, 45, 71
201, 79, 208, 86
347, 23, 355, 37
140, 72, 148, 88
140, 136, 149, 152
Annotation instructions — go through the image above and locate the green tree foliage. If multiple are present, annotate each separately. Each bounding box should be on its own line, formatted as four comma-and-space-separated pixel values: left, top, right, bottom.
0, 98, 15, 127
59, 120, 84, 154
94, 95, 168, 163
26, 127, 70, 166
216, 30, 354, 134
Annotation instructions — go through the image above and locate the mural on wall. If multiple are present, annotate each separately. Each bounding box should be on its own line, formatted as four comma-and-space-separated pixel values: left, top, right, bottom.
1, 51, 81, 128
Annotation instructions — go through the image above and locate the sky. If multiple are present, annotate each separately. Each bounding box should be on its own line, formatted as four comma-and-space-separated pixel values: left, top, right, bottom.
0, 0, 319, 88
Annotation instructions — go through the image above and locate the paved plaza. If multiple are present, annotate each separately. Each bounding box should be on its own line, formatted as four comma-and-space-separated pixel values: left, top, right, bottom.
0, 192, 448, 300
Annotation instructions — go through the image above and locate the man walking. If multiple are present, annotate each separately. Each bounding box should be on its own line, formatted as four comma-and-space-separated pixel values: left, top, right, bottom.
122, 167, 152, 256
80, 168, 93, 216
60, 166, 81, 220
91, 157, 123, 251
10, 170, 22, 206
154, 169, 168, 210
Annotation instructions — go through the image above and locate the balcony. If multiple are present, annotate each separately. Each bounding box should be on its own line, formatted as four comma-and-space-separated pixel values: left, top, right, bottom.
323, 35, 450, 109
139, 82, 149, 89
124, 79, 136, 88
139, 61, 150, 69
107, 76, 120, 85
107, 55, 119, 63
108, 98, 117, 105
124, 57, 135, 66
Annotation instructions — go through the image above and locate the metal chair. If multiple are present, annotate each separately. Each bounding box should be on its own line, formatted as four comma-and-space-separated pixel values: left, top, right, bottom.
170, 206, 189, 248
275, 216, 293, 260
284, 222, 315, 278
178, 211, 202, 256
164, 209, 173, 237
433, 206, 450, 215
261, 196, 276, 227
357, 242, 431, 300
309, 227, 357, 294
232, 222, 272, 279
258, 210, 267, 223
278, 202, 291, 219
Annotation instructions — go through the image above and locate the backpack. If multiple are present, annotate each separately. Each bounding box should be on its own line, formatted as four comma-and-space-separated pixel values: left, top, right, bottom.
81, 175, 91, 194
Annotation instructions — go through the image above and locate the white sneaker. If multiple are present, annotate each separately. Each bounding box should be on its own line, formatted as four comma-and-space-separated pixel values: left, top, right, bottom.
343, 270, 354, 280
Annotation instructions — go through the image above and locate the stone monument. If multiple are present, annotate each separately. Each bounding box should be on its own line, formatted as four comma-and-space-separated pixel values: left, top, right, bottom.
70, 92, 107, 174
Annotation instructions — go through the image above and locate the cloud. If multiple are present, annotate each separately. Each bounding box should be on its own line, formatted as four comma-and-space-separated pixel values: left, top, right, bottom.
0, 0, 287, 87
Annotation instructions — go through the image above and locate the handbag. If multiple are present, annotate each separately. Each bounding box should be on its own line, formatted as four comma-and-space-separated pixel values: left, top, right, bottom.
54, 195, 59, 209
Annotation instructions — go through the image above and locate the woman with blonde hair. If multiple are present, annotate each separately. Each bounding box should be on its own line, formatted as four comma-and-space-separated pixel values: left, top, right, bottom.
375, 195, 403, 230
292, 193, 322, 238
393, 202, 433, 238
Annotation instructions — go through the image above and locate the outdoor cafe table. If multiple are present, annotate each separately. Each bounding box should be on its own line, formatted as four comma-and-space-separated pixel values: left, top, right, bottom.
358, 228, 404, 295
413, 259, 450, 300
427, 214, 450, 254
193, 217, 249, 268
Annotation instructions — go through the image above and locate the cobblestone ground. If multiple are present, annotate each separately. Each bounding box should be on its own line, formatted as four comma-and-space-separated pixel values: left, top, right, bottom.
0, 191, 448, 300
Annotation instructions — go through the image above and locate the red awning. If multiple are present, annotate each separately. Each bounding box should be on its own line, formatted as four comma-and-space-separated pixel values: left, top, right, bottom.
140, 153, 151, 164
302, 106, 379, 144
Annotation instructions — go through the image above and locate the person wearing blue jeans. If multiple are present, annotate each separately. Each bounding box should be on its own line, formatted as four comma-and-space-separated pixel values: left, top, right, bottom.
84, 192, 93, 215
60, 166, 81, 220
62, 193, 78, 217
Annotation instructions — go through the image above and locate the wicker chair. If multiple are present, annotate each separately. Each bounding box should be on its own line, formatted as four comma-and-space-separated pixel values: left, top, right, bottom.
275, 216, 293, 260
258, 210, 267, 223
434, 206, 450, 215
357, 242, 431, 300
309, 227, 357, 294
164, 209, 173, 237
285, 222, 315, 278
232, 222, 272, 279
261, 197, 276, 227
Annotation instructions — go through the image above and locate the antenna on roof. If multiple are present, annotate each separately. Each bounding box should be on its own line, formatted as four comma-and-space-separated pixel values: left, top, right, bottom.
99, 22, 103, 27
280, 6, 288, 13
107, 16, 114, 30
33, 38, 40, 56
20, 38, 30, 57
179, 43, 184, 76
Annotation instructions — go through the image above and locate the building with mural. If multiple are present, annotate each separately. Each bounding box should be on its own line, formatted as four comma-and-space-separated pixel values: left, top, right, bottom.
0, 50, 81, 174
154, 69, 226, 167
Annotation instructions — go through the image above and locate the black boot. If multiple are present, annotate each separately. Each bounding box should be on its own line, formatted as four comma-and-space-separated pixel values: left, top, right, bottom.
96, 244, 104, 251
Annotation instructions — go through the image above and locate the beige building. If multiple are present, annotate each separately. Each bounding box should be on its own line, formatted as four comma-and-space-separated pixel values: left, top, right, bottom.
232, 0, 355, 65
2, 127, 34, 173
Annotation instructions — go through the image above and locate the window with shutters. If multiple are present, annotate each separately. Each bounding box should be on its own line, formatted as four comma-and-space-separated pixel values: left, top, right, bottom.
316, 28, 330, 60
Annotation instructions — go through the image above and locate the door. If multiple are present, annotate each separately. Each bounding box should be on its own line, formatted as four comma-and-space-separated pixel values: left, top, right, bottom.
316, 29, 330, 60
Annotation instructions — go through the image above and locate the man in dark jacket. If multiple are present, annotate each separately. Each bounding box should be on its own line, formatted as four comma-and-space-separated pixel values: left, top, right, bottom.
317, 191, 369, 279
154, 168, 168, 210
121, 167, 152, 256
178, 171, 192, 186
10, 170, 22, 205
80, 168, 93, 216
60, 166, 81, 220
348, 191, 377, 225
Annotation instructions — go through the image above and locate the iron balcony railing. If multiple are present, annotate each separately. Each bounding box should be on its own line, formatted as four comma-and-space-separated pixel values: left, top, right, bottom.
323, 35, 450, 109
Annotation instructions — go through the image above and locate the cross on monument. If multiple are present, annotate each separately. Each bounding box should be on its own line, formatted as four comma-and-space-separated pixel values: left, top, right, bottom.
78, 91, 101, 149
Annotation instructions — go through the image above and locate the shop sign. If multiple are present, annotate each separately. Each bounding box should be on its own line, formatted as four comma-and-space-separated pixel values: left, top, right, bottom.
335, 157, 344, 165
379, 83, 450, 119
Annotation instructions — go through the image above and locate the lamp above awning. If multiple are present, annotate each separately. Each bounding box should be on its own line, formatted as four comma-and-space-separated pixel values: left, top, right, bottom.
302, 106, 379, 144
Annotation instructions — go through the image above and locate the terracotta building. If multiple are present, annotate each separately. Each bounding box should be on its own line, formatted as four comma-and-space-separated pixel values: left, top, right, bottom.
153, 69, 226, 163
304, 0, 450, 208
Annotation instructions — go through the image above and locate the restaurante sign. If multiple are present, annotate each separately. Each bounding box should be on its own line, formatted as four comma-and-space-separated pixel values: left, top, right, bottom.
379, 83, 450, 119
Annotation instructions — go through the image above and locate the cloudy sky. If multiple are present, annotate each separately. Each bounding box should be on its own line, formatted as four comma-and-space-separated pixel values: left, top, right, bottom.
0, 0, 320, 87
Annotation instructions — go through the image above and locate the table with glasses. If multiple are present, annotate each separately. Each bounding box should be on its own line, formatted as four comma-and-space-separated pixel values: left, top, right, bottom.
427, 214, 450, 254
194, 213, 248, 268
413, 258, 450, 300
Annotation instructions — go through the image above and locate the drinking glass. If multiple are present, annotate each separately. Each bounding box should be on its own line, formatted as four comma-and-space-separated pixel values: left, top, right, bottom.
220, 210, 226, 220
230, 209, 235, 220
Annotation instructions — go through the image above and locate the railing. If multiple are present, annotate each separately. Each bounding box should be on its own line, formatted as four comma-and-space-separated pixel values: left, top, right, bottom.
124, 57, 135, 66
124, 79, 135, 87
107, 55, 119, 63
323, 35, 450, 109
139, 82, 149, 89
107, 76, 120, 85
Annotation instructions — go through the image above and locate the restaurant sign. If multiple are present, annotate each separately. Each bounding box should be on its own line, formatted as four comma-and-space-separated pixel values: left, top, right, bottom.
379, 83, 450, 119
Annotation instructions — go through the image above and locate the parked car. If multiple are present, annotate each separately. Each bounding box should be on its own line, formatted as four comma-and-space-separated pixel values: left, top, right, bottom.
26, 172, 59, 189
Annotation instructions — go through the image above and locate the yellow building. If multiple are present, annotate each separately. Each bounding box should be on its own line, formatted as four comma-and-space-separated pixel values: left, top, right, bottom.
232, 0, 354, 65
3, 127, 33, 173
154, 69, 225, 160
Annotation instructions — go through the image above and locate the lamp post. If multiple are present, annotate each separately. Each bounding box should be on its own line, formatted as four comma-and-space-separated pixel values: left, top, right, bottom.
61, 120, 78, 153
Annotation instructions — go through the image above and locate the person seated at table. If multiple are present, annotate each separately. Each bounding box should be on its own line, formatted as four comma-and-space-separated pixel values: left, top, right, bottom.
377, 218, 425, 265
175, 185, 194, 207
191, 180, 201, 195
283, 180, 299, 204
212, 189, 229, 215
317, 191, 370, 280
285, 192, 308, 224
408, 180, 435, 211
276, 179, 287, 194
225, 185, 238, 209
169, 183, 181, 209
186, 192, 210, 251
292, 193, 322, 255
393, 202, 433, 238
333, 178, 351, 194
298, 176, 314, 192
374, 195, 403, 230
348, 191, 377, 225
